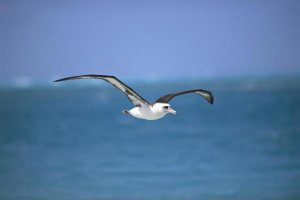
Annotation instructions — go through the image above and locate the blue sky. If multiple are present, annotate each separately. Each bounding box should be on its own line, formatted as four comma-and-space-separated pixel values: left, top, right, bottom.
1, 0, 299, 81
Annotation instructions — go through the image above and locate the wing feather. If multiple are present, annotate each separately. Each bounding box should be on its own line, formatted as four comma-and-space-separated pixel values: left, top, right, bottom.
156, 89, 214, 104
54, 74, 150, 106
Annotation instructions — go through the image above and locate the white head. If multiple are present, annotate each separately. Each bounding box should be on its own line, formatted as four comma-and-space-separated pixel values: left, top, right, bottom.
153, 103, 176, 115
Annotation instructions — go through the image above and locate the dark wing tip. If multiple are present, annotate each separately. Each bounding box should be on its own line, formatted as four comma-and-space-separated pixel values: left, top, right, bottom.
208, 92, 214, 104
53, 77, 72, 82
204, 91, 214, 105
195, 90, 214, 105
205, 91, 214, 105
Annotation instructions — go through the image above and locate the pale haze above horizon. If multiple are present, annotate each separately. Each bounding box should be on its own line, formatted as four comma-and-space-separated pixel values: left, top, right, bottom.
0, 0, 299, 82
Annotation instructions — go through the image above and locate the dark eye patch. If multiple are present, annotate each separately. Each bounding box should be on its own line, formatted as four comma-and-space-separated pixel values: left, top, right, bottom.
163, 106, 169, 109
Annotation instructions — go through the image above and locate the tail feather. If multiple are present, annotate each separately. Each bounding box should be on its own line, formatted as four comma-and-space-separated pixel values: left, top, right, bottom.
122, 110, 130, 115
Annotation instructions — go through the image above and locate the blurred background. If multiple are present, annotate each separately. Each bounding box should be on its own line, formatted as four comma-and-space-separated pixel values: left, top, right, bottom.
0, 0, 300, 199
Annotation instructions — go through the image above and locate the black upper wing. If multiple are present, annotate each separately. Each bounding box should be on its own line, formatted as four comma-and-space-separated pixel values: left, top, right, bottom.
54, 74, 151, 106
155, 89, 214, 104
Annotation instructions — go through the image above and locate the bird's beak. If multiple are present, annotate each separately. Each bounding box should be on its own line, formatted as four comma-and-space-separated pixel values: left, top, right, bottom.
168, 107, 176, 115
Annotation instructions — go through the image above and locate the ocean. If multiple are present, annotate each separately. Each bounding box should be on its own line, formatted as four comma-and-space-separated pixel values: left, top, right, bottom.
0, 77, 300, 200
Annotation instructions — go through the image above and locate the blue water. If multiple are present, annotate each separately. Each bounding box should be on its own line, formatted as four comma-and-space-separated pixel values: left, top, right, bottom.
0, 78, 300, 200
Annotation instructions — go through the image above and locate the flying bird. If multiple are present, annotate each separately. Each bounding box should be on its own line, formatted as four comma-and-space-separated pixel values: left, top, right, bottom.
54, 75, 214, 120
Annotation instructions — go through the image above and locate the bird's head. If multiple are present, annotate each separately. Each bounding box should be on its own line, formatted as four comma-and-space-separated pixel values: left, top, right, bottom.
153, 103, 176, 115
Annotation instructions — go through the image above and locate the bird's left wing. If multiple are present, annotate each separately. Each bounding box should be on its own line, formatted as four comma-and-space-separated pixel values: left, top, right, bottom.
156, 89, 214, 104
54, 74, 151, 107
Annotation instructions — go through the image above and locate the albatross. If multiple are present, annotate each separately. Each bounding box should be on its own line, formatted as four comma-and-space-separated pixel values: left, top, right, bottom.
54, 74, 214, 120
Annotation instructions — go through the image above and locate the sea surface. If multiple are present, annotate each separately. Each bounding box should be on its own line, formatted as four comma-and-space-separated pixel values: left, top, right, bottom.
0, 78, 300, 200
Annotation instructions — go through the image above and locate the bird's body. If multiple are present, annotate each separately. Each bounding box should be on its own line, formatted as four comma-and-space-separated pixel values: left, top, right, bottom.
124, 103, 173, 120
54, 74, 214, 121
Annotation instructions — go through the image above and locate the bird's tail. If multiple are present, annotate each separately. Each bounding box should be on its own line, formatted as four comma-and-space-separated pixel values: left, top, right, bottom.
122, 110, 130, 115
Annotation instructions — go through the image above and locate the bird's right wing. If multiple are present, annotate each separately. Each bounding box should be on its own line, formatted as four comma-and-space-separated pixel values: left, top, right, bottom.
54, 74, 151, 107
156, 89, 214, 104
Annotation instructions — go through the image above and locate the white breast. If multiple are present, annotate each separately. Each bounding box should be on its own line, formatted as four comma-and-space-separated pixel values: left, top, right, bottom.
129, 105, 167, 120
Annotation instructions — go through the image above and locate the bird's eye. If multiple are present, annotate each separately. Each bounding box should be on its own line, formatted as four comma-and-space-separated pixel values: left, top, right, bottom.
163, 106, 169, 109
